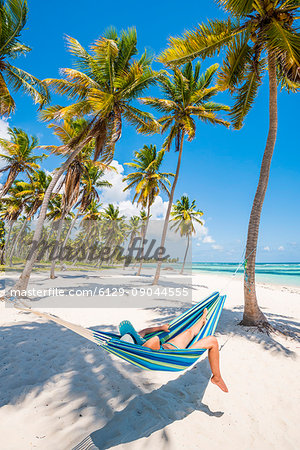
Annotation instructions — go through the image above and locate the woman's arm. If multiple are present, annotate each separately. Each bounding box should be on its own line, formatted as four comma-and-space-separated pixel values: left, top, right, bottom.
139, 323, 170, 338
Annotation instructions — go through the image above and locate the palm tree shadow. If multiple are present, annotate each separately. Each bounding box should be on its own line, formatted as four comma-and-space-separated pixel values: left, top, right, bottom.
74, 360, 223, 450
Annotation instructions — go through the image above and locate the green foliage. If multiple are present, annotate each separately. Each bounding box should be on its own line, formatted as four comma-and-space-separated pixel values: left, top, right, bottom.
0, 0, 49, 115
140, 62, 230, 151
170, 195, 203, 237
123, 144, 174, 208
159, 0, 300, 128
42, 28, 160, 163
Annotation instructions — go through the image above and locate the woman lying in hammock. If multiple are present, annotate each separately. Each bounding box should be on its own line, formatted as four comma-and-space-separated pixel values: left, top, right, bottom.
139, 308, 228, 393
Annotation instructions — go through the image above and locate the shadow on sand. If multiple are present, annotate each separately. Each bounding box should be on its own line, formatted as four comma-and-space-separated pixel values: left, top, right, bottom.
1, 292, 299, 449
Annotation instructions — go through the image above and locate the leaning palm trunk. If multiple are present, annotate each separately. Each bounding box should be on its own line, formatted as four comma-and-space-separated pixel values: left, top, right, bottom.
152, 132, 184, 285
0, 168, 18, 199
12, 131, 96, 295
180, 233, 190, 275
136, 204, 151, 276
242, 51, 278, 326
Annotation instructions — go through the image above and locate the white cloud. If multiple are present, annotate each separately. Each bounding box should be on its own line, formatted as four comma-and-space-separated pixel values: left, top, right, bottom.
203, 235, 215, 244
100, 160, 129, 203
99, 160, 169, 219
0, 118, 9, 139
278, 246, 285, 251
263, 246, 270, 251
212, 244, 223, 251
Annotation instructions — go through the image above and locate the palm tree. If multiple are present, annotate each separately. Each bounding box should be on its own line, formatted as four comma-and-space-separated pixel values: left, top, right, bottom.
0, 0, 49, 115
158, 0, 300, 326
0, 182, 25, 263
170, 195, 203, 274
79, 200, 103, 263
101, 204, 126, 264
140, 62, 230, 284
46, 194, 75, 276
123, 215, 141, 268
0, 128, 46, 197
13, 27, 160, 294
123, 144, 174, 275
60, 161, 112, 262
0, 218, 5, 265
8, 170, 52, 266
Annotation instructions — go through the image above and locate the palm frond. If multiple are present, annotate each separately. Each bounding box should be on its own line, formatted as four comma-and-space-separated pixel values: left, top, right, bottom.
5, 64, 49, 107
230, 61, 264, 129
158, 18, 241, 65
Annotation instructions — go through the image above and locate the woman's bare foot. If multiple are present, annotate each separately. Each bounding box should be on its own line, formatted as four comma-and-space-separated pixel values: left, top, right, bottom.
211, 375, 228, 393
202, 308, 208, 324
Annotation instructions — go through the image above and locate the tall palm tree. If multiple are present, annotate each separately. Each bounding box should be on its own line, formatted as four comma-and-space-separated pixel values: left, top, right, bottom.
0, 128, 46, 197
158, 0, 300, 326
13, 27, 160, 294
123, 144, 174, 275
140, 62, 230, 284
170, 195, 203, 274
0, 0, 49, 115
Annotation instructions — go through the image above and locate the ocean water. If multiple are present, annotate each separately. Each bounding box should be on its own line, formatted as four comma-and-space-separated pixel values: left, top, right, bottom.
192, 263, 300, 287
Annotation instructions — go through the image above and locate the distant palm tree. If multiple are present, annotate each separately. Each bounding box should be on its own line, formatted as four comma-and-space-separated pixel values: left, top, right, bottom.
40, 119, 111, 278
170, 195, 203, 274
0, 218, 5, 265
14, 27, 160, 294
0, 128, 46, 197
101, 204, 126, 264
123, 215, 141, 268
140, 62, 229, 284
0, 182, 25, 263
60, 161, 112, 261
8, 170, 52, 265
0, 0, 49, 115
123, 144, 174, 275
159, 0, 300, 326
46, 194, 74, 278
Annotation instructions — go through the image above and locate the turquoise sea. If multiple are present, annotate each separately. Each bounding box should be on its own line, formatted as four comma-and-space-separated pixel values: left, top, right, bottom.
192, 263, 300, 287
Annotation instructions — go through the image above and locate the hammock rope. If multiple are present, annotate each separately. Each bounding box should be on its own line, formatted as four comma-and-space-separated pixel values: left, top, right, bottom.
14, 292, 226, 372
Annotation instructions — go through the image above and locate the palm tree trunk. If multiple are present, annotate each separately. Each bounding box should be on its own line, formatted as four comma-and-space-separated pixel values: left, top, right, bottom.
136, 202, 151, 276
1, 220, 13, 265
0, 168, 18, 199
50, 216, 65, 279
9, 219, 28, 266
12, 133, 95, 295
241, 51, 278, 326
152, 131, 184, 285
180, 234, 190, 274
59, 209, 80, 262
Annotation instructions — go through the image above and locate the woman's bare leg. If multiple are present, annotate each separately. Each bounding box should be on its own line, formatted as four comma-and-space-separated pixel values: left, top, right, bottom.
190, 336, 228, 392
165, 308, 208, 349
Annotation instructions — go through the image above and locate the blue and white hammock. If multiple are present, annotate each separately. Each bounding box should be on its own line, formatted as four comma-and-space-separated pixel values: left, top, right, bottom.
16, 291, 226, 372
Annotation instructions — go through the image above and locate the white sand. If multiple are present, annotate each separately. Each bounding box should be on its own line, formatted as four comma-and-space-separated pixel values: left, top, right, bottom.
0, 270, 299, 449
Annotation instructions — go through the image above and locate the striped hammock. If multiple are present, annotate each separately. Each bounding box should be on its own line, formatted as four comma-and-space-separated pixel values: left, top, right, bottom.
16, 291, 226, 372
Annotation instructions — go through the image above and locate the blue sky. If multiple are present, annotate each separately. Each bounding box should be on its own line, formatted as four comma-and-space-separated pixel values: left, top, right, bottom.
0, 0, 299, 262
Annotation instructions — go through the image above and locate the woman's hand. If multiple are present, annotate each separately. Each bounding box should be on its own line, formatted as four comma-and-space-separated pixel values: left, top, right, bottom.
161, 323, 170, 332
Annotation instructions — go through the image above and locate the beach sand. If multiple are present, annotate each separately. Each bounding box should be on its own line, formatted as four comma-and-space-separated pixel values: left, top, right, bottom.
0, 269, 299, 449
